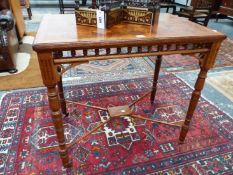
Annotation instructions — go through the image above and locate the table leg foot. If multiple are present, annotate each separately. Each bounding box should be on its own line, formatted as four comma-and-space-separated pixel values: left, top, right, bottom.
179, 124, 189, 143
64, 159, 73, 169
64, 112, 69, 118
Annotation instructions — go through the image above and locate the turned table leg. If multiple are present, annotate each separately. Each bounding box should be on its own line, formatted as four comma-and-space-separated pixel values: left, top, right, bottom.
179, 67, 209, 143
37, 52, 72, 168
179, 41, 222, 143
151, 55, 162, 103
47, 86, 72, 168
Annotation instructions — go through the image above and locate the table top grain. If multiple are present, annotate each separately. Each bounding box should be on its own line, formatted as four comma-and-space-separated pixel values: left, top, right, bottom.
33, 13, 226, 51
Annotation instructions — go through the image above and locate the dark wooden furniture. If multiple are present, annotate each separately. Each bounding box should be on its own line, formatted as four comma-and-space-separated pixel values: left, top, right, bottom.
160, 0, 176, 14
58, 0, 89, 14
33, 13, 225, 168
75, 0, 160, 28
177, 0, 216, 26
58, 0, 76, 14
218, 0, 233, 17
0, 4, 18, 73
0, 0, 9, 9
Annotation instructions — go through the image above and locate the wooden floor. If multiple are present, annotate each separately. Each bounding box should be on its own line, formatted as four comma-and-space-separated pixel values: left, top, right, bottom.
0, 52, 43, 90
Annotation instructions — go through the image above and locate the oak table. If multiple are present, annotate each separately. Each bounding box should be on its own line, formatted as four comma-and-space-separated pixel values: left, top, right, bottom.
33, 13, 226, 168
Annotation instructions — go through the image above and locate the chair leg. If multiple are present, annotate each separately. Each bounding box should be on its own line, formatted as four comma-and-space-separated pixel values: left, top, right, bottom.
189, 16, 196, 23
203, 15, 211, 26
27, 7, 32, 20
172, 6, 176, 15
216, 13, 219, 22
59, 0, 65, 14
203, 20, 208, 26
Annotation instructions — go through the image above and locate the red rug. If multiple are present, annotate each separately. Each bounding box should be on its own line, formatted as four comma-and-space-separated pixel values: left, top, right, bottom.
149, 38, 233, 72
0, 74, 233, 174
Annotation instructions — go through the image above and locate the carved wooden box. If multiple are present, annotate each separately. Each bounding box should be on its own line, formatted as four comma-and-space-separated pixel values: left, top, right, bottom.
75, 0, 160, 28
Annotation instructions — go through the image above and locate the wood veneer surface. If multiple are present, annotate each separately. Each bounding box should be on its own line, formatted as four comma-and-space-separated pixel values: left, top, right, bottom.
33, 13, 225, 51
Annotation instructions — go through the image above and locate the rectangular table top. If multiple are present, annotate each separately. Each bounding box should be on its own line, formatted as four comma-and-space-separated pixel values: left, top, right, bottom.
33, 13, 226, 51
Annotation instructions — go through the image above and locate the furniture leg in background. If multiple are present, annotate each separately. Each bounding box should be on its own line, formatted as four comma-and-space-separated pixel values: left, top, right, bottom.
25, 0, 32, 20
19, 0, 32, 20
57, 66, 68, 117
59, 0, 77, 14
216, 0, 233, 22
151, 55, 162, 103
160, 0, 177, 14
59, 0, 65, 14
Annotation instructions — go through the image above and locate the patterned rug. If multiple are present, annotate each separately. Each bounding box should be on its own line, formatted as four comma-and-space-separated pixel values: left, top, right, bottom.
63, 58, 154, 85
206, 70, 233, 102
175, 67, 233, 117
148, 38, 233, 72
1, 74, 233, 174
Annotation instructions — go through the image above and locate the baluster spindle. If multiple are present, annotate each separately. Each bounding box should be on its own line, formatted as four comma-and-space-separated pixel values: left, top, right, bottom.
138, 46, 142, 53
117, 48, 121, 54
153, 46, 158, 52
95, 49, 99, 56
53, 51, 63, 58
71, 50, 76, 57
167, 44, 171, 51
194, 43, 198, 49
83, 49, 87, 56
106, 48, 110, 55
158, 45, 163, 52
128, 47, 132, 53
148, 46, 152, 52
